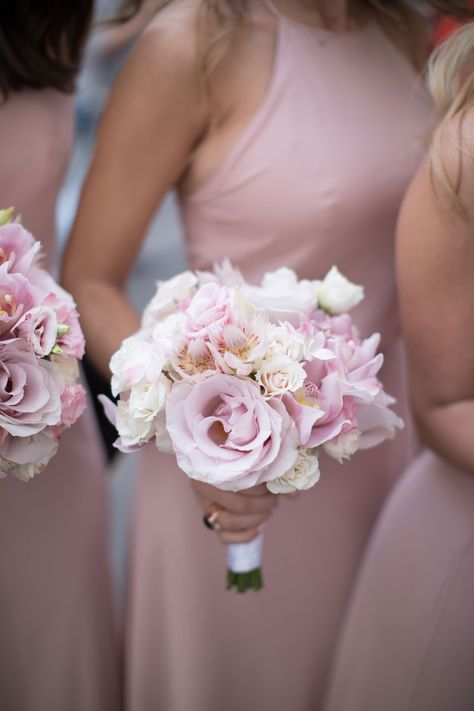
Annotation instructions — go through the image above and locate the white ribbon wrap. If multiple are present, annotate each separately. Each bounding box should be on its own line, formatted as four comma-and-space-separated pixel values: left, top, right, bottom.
227, 533, 264, 573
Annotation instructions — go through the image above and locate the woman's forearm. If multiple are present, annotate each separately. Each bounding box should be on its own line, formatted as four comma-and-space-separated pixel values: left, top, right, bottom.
414, 399, 474, 475
66, 277, 140, 378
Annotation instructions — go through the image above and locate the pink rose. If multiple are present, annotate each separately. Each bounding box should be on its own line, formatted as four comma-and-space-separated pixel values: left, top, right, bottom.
13, 305, 58, 357
0, 222, 41, 275
60, 383, 87, 427
183, 283, 234, 338
166, 374, 299, 491
0, 264, 39, 336
0, 339, 62, 436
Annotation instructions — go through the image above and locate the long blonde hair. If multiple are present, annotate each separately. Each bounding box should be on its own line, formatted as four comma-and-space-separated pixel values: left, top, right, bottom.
428, 22, 474, 214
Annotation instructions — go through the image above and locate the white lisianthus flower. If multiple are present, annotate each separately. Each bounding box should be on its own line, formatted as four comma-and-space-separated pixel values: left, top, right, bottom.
265, 323, 305, 362
323, 429, 361, 463
142, 271, 198, 327
242, 268, 321, 325
256, 355, 306, 397
318, 266, 364, 315
116, 399, 155, 448
267, 449, 320, 494
152, 312, 187, 342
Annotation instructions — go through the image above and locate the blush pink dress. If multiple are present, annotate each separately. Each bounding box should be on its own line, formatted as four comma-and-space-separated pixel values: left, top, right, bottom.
0, 90, 119, 711
324, 452, 474, 711
126, 7, 432, 711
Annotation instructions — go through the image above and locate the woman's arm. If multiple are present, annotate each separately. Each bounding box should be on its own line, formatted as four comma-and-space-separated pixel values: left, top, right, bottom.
62, 6, 207, 374
61, 4, 277, 541
396, 114, 474, 473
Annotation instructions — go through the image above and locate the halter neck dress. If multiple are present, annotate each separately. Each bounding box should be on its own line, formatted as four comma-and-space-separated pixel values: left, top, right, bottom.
127, 6, 432, 709
0, 89, 119, 711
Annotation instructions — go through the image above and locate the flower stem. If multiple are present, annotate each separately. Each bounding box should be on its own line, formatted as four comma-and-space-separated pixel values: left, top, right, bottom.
226, 567, 263, 593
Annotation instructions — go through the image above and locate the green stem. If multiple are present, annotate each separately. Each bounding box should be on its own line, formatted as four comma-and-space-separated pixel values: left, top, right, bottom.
226, 567, 263, 593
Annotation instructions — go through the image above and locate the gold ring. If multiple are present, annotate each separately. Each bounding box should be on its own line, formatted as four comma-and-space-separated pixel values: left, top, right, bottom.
203, 502, 222, 531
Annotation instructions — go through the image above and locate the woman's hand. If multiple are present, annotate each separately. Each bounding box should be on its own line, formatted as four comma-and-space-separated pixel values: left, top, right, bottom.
192, 481, 278, 544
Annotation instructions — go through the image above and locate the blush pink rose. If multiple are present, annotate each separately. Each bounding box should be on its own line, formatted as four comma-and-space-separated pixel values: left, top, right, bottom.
166, 374, 299, 491
0, 222, 41, 275
183, 283, 234, 338
60, 383, 87, 427
0, 339, 62, 436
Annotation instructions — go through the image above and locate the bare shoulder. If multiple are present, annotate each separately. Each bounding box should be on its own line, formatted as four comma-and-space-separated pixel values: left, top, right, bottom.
128, 0, 202, 82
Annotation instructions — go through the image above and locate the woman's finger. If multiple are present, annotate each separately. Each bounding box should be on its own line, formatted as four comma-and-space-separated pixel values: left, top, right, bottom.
214, 509, 271, 533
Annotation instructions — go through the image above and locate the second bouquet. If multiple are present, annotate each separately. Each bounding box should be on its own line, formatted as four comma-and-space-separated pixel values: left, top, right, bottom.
102, 262, 402, 592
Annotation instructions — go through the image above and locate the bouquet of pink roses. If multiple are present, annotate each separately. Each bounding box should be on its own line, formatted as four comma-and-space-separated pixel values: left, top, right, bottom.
0, 208, 87, 481
103, 260, 402, 592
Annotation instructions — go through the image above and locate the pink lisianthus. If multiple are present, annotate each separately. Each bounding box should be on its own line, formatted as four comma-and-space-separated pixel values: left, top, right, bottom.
0, 264, 39, 336
40, 292, 85, 359
0, 222, 41, 275
60, 383, 87, 427
166, 374, 299, 491
13, 305, 58, 357
0, 339, 62, 436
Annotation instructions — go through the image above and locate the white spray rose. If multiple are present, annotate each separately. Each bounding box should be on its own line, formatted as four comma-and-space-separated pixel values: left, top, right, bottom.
115, 400, 153, 448
323, 429, 361, 463
128, 376, 171, 423
318, 266, 364, 314
267, 449, 320, 494
265, 323, 305, 362
256, 355, 306, 397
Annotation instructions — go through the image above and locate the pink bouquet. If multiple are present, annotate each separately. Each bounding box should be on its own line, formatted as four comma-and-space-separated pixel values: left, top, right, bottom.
103, 261, 402, 592
0, 208, 86, 481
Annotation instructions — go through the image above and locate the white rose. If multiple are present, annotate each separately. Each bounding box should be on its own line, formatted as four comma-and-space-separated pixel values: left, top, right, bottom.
265, 324, 305, 362
142, 271, 198, 328
323, 429, 361, 463
256, 355, 306, 396
116, 399, 154, 448
318, 266, 364, 315
128, 376, 171, 422
267, 449, 320, 494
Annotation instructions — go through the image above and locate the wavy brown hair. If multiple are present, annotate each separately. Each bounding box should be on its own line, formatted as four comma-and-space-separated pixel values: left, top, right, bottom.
0, 0, 94, 99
